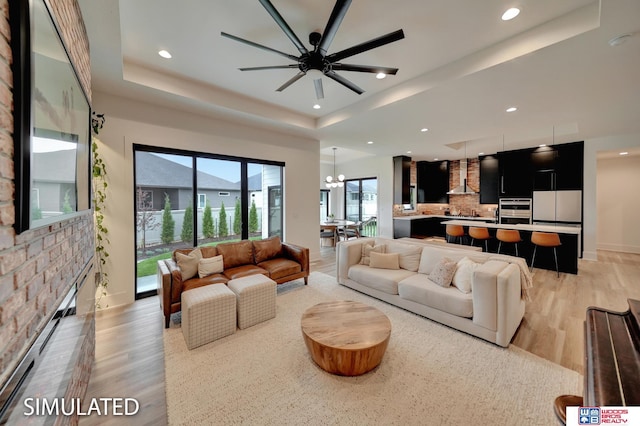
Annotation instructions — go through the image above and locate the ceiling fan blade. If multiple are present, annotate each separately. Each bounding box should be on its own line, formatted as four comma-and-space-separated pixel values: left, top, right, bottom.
314, 78, 324, 100
258, 0, 309, 55
276, 71, 306, 92
331, 63, 399, 75
324, 71, 364, 95
221, 32, 299, 61
317, 0, 352, 55
327, 29, 405, 63
239, 64, 299, 71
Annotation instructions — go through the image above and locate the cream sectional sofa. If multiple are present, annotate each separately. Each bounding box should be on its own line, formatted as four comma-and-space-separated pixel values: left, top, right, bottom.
336, 237, 528, 347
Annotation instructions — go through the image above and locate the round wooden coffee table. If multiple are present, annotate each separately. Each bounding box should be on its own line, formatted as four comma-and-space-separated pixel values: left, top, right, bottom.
301, 300, 391, 376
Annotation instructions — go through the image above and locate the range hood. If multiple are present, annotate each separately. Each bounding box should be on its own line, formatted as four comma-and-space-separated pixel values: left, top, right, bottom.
447, 159, 477, 195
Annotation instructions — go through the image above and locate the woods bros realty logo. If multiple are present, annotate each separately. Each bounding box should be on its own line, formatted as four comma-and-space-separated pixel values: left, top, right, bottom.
23, 397, 139, 417
567, 406, 639, 424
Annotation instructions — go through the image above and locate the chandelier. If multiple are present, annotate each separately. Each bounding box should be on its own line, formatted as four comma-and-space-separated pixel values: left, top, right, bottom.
325, 147, 345, 188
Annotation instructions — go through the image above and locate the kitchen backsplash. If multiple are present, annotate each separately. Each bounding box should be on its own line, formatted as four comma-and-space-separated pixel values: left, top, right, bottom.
394, 159, 497, 218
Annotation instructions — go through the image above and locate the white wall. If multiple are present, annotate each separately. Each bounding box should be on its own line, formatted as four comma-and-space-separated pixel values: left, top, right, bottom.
320, 156, 395, 238
94, 92, 319, 309
596, 153, 640, 253
583, 132, 640, 260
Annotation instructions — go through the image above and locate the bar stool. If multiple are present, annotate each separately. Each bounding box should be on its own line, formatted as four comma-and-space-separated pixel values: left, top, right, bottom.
445, 225, 465, 244
531, 232, 561, 277
468, 227, 491, 252
496, 229, 521, 256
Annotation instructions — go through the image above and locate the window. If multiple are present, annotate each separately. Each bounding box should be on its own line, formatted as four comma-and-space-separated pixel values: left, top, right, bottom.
345, 178, 378, 236
198, 193, 207, 209
137, 189, 153, 210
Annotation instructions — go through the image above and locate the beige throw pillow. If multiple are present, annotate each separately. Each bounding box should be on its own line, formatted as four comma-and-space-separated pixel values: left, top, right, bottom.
176, 248, 203, 280
452, 257, 480, 293
360, 243, 386, 265
198, 255, 224, 278
429, 257, 457, 287
369, 252, 400, 270
386, 243, 422, 272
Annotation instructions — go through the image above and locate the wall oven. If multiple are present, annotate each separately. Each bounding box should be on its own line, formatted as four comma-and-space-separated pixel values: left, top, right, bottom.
499, 198, 532, 225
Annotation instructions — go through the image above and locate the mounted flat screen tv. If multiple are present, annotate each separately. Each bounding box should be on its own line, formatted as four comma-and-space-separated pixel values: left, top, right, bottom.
11, 0, 92, 233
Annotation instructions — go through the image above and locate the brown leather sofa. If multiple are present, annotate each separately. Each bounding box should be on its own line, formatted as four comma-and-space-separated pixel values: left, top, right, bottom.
157, 236, 309, 328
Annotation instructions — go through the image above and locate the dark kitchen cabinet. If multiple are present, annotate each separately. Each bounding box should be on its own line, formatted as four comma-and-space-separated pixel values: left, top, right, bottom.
393, 155, 411, 204
555, 141, 583, 190
417, 160, 449, 203
498, 149, 533, 198
479, 154, 499, 204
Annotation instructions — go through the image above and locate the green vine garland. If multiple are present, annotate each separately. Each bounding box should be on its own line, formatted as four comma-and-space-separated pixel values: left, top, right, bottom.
92, 112, 109, 308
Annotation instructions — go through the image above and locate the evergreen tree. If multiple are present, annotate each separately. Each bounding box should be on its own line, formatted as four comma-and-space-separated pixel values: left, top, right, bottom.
62, 190, 73, 214
161, 193, 175, 244
181, 201, 194, 242
233, 198, 242, 235
218, 202, 228, 238
249, 199, 259, 233
202, 199, 214, 238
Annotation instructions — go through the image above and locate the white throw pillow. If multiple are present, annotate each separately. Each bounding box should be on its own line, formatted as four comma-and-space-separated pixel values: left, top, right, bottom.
428, 257, 457, 287
452, 257, 480, 293
369, 252, 400, 270
198, 255, 224, 278
386, 243, 422, 272
176, 248, 203, 280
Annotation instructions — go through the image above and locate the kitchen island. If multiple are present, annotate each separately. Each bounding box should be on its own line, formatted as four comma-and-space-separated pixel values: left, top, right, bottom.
441, 219, 582, 274
394, 215, 495, 239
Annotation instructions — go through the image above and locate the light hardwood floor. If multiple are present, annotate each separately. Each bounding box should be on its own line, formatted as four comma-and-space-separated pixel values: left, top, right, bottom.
80, 248, 640, 425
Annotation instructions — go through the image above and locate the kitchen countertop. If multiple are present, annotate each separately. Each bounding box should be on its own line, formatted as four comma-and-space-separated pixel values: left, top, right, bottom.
440, 219, 582, 235
394, 215, 495, 221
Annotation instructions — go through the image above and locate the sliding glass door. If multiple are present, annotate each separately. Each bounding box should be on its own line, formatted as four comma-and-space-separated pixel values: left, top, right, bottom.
133, 145, 284, 298
345, 177, 378, 237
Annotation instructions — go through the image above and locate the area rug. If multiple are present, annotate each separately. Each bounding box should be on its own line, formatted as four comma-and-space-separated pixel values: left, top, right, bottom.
164, 272, 581, 425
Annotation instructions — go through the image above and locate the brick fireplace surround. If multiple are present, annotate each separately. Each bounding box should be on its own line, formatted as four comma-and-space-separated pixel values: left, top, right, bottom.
0, 0, 95, 424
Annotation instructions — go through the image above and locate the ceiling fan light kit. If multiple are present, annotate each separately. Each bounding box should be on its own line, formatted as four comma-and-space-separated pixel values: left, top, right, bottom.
221, 0, 405, 100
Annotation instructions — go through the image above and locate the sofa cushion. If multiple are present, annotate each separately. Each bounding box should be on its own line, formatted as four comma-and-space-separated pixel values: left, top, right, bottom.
198, 255, 224, 278
369, 252, 400, 270
347, 264, 415, 295
223, 265, 268, 280
429, 257, 457, 287
200, 246, 219, 258
182, 273, 229, 292
217, 240, 254, 269
176, 248, 203, 280
359, 243, 386, 265
452, 257, 480, 294
386, 242, 422, 272
398, 274, 473, 318
253, 236, 283, 264
258, 258, 301, 280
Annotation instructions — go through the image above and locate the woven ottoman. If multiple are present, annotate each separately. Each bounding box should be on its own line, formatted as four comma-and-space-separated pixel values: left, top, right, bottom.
228, 274, 277, 329
181, 283, 236, 350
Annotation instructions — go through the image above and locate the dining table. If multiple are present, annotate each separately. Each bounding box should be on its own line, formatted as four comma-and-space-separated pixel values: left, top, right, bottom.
320, 220, 356, 246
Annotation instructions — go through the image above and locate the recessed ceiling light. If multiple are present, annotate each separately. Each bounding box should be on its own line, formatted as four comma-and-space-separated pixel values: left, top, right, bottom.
367, 141, 374, 144
502, 8, 520, 21
407, 151, 412, 154
376, 72, 386, 79
313, 104, 321, 109
506, 107, 517, 112
158, 50, 172, 59
434, 158, 439, 161
420, 128, 429, 132
608, 34, 633, 47
478, 152, 485, 156
539, 144, 547, 147
620, 151, 629, 155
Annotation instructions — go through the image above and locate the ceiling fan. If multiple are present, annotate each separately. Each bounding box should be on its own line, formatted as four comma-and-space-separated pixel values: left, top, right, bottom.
221, 0, 405, 99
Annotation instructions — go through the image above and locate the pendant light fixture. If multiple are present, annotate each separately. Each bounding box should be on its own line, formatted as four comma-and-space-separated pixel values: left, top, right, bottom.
325, 147, 345, 188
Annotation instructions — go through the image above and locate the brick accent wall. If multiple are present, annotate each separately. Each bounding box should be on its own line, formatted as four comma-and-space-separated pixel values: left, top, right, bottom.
0, 0, 94, 407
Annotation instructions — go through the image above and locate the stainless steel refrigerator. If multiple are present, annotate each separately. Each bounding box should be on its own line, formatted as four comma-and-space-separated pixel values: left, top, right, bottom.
532, 190, 582, 224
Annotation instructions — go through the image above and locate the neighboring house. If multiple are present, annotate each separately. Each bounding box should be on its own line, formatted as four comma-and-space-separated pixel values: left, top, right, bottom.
32, 149, 77, 213
135, 152, 244, 211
